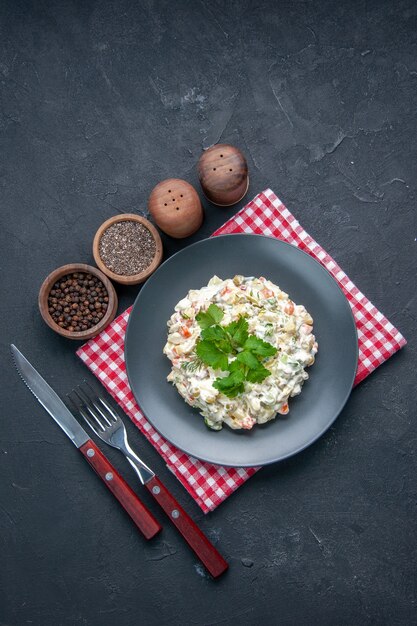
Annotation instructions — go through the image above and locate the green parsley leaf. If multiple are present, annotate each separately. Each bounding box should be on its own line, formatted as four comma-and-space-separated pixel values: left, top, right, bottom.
193, 309, 278, 398
235, 351, 271, 384
224, 316, 249, 347
224, 319, 238, 335
201, 325, 233, 354
235, 350, 261, 370
228, 359, 245, 373
213, 370, 245, 398
196, 304, 224, 329
244, 335, 277, 357
246, 364, 271, 383
201, 325, 227, 343
217, 339, 234, 354
196, 340, 229, 371
207, 303, 224, 323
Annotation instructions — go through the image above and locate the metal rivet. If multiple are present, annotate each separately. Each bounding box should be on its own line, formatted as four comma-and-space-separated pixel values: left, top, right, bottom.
87, 448, 95, 457
152, 485, 160, 495
105, 472, 113, 481
171, 509, 180, 519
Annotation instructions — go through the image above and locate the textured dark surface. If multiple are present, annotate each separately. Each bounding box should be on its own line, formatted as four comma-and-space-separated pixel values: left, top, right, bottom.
0, 1, 416, 625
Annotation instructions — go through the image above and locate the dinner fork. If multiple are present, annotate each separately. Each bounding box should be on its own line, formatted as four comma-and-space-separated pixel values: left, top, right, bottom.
68, 383, 228, 578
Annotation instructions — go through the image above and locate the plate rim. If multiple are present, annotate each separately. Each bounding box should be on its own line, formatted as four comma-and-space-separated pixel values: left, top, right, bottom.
125, 233, 358, 466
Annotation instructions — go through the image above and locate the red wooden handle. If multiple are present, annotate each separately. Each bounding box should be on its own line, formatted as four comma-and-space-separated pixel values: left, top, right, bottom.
79, 440, 161, 540
145, 476, 228, 578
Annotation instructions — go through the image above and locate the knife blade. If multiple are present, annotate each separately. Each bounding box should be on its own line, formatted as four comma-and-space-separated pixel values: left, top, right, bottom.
70, 384, 229, 578
11, 344, 161, 540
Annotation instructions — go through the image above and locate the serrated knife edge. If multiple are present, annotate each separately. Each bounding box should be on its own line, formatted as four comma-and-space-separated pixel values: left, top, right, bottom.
11, 344, 89, 448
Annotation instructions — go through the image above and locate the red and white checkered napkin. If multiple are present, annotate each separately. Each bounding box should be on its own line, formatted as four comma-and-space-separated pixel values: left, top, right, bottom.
77, 189, 406, 513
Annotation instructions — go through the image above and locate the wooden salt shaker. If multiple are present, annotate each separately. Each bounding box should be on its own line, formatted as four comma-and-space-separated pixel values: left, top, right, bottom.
148, 178, 203, 238
198, 144, 249, 206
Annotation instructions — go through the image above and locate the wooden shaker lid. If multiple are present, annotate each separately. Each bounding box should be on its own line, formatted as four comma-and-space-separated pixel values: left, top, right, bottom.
148, 178, 203, 239
198, 144, 249, 206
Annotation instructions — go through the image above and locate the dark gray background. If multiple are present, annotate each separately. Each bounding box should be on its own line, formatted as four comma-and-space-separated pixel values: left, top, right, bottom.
1, 1, 416, 625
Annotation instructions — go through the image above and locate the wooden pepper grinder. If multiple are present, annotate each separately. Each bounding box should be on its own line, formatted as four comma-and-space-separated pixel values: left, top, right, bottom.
198, 144, 249, 206
148, 178, 203, 239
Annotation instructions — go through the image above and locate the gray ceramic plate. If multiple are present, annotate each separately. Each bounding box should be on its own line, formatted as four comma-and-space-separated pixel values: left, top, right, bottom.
125, 234, 358, 467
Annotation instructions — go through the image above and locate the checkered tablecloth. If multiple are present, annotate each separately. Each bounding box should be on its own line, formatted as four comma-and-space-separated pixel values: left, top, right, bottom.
77, 189, 406, 513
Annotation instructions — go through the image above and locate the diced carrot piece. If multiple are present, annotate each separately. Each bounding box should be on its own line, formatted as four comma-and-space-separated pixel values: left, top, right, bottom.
284, 301, 294, 315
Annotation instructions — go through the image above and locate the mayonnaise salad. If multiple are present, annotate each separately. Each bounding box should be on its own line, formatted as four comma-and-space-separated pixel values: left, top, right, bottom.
164, 276, 318, 431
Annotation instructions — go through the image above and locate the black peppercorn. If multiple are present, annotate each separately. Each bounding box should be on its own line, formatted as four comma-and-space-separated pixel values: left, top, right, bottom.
47, 272, 109, 333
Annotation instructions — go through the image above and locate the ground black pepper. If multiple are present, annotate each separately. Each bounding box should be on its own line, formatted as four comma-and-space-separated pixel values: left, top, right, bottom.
48, 273, 108, 332
98, 221, 156, 276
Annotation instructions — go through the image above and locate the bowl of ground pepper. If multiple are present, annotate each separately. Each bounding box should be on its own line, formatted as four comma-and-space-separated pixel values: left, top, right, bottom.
93, 214, 163, 285
39, 264, 118, 340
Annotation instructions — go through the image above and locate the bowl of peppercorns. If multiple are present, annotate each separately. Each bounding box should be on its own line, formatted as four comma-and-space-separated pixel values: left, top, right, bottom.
39, 263, 118, 340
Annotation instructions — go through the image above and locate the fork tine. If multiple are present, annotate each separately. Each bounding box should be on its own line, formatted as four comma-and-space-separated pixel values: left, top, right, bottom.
81, 381, 119, 424
91, 399, 114, 426
80, 406, 102, 435
67, 391, 103, 435
97, 396, 119, 423
78, 381, 114, 428
73, 387, 110, 429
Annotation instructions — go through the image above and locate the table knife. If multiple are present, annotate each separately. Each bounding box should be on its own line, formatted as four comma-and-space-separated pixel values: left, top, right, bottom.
11, 344, 161, 540
69, 383, 229, 578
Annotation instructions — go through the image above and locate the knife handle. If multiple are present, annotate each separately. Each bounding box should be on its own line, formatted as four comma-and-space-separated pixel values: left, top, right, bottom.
145, 475, 228, 578
79, 440, 161, 540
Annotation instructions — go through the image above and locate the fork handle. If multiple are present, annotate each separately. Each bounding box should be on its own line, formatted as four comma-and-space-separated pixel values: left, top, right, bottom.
145, 476, 228, 578
79, 440, 161, 540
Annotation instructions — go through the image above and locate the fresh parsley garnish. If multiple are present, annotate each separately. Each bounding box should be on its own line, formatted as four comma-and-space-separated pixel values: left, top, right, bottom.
196, 339, 229, 371
195, 303, 224, 329
235, 349, 260, 369
194, 304, 277, 398
213, 369, 245, 398
243, 335, 277, 357
224, 316, 249, 347
235, 350, 271, 383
